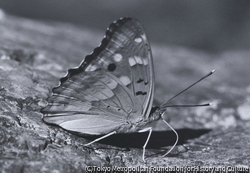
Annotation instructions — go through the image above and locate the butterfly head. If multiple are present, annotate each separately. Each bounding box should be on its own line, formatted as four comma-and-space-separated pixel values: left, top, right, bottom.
146, 106, 165, 123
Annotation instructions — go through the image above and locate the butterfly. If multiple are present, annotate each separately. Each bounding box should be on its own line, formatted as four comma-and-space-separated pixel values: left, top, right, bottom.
41, 17, 214, 162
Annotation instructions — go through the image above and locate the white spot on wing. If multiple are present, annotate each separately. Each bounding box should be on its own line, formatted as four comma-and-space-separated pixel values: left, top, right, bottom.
119, 76, 131, 86
113, 53, 123, 62
135, 56, 143, 64
134, 37, 142, 43
141, 34, 147, 40
143, 58, 148, 65
107, 79, 118, 89
128, 57, 136, 66
102, 88, 114, 98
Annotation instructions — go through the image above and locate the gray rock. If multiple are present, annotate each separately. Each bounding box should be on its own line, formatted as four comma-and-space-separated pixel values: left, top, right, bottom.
0, 12, 249, 172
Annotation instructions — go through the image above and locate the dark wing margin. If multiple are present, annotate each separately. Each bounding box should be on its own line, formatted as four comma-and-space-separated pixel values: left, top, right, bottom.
58, 17, 133, 84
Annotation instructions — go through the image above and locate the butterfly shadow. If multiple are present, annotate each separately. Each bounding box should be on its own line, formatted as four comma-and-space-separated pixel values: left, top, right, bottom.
83, 128, 211, 150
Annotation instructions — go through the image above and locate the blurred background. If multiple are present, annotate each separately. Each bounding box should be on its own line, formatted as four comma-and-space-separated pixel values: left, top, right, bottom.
0, 0, 249, 53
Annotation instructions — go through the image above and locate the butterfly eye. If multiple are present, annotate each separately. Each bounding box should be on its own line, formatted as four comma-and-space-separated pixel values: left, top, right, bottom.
107, 63, 116, 71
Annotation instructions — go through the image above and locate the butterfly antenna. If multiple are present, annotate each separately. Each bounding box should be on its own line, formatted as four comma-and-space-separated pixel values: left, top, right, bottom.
164, 103, 212, 107
161, 112, 179, 157
160, 69, 215, 109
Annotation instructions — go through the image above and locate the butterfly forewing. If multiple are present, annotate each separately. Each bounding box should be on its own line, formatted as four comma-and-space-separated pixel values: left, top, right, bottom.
84, 18, 154, 119
41, 17, 154, 135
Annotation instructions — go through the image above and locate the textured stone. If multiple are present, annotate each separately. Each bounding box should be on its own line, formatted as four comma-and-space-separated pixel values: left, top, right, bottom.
0, 12, 249, 172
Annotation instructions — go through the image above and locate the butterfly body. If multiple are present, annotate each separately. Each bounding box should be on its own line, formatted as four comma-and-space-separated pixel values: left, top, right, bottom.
41, 17, 161, 136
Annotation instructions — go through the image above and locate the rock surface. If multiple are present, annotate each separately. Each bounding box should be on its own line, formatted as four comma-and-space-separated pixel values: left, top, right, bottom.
0, 12, 249, 172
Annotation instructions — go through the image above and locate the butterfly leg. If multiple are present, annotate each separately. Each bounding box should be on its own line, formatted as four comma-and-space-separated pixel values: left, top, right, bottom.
161, 116, 179, 157
139, 127, 152, 162
84, 131, 117, 146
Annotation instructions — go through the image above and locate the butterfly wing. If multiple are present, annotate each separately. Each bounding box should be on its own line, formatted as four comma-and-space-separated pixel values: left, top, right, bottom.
82, 17, 154, 119
41, 17, 154, 135
41, 69, 137, 135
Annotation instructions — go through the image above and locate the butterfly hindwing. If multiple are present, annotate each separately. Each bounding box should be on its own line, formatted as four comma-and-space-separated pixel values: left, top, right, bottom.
42, 69, 137, 134
41, 17, 154, 135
